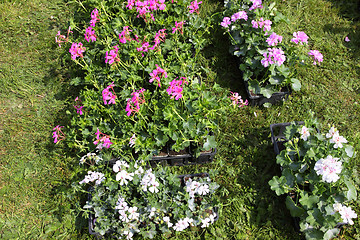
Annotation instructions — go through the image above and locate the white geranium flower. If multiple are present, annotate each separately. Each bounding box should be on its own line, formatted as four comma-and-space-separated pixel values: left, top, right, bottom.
149, 181, 159, 193
330, 132, 348, 148
128, 207, 139, 220
299, 126, 310, 141
123, 230, 134, 240
119, 210, 130, 223
116, 170, 134, 185
113, 160, 130, 173
326, 126, 338, 138
163, 216, 173, 228
314, 155, 342, 183
201, 217, 211, 228
339, 205, 357, 225
197, 184, 210, 195
173, 219, 189, 231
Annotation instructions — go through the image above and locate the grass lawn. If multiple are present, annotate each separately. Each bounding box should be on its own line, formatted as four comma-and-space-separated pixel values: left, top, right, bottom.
0, 0, 360, 239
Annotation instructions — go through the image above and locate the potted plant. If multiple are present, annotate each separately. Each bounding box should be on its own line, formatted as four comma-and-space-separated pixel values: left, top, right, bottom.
73, 155, 219, 239
268, 116, 358, 239
221, 0, 324, 106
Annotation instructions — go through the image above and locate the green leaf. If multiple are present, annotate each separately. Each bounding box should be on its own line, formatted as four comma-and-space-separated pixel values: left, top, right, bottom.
285, 196, 305, 217
291, 78, 301, 91
345, 145, 354, 157
269, 176, 288, 195
263, 102, 272, 108
306, 208, 324, 226
269, 75, 285, 85
260, 85, 275, 98
304, 230, 325, 240
203, 135, 216, 150
345, 179, 357, 201
324, 228, 340, 240
299, 193, 319, 210
248, 80, 261, 95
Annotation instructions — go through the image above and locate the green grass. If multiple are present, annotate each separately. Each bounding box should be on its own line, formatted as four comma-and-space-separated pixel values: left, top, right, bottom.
0, 0, 360, 239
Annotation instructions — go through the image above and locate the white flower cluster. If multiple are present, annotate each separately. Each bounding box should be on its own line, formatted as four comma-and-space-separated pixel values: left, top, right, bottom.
333, 203, 358, 225
200, 213, 217, 228
115, 196, 140, 223
314, 155, 342, 183
79, 171, 105, 185
79, 152, 103, 164
326, 127, 348, 148
185, 178, 210, 197
113, 160, 134, 185
141, 169, 159, 193
173, 217, 194, 231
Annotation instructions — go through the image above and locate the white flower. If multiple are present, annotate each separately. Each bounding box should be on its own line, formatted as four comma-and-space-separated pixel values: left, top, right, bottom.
115, 197, 128, 210
339, 205, 357, 225
128, 207, 139, 221
129, 133, 136, 147
326, 126, 338, 138
123, 230, 134, 240
299, 126, 310, 141
333, 203, 342, 213
209, 213, 217, 223
173, 218, 189, 231
149, 207, 156, 218
330, 132, 348, 148
201, 217, 211, 228
314, 155, 342, 183
119, 210, 130, 222
163, 216, 173, 228
148, 181, 159, 193
116, 170, 134, 185
79, 171, 105, 185
197, 184, 210, 195
113, 160, 130, 173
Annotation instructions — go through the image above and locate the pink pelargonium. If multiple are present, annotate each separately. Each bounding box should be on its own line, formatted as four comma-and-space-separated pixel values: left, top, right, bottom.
249, 0, 263, 11
149, 64, 167, 87
52, 125, 65, 143
55, 26, 72, 48
69, 42, 86, 60
229, 92, 248, 108
166, 77, 188, 100
119, 26, 133, 44
93, 129, 113, 149
105, 45, 120, 65
231, 11, 248, 22
308, 50, 323, 65
291, 31, 309, 45
84, 26, 97, 42
314, 155, 342, 183
90, 8, 100, 27
126, 88, 146, 116
73, 97, 84, 115
172, 21, 185, 34
261, 47, 286, 67
251, 18, 272, 32
151, 29, 167, 50
220, 17, 231, 28
188, 0, 202, 14
102, 82, 117, 105
266, 32, 283, 47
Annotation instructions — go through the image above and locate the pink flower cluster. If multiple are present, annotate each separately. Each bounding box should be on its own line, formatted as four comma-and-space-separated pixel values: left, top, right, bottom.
119, 26, 133, 44
266, 32, 283, 46
291, 31, 309, 45
188, 0, 202, 14
90, 8, 100, 27
69, 42, 86, 60
221, 11, 248, 28
261, 47, 286, 67
84, 26, 97, 42
127, 0, 166, 21
105, 45, 120, 65
52, 125, 65, 143
166, 77, 188, 100
251, 18, 272, 32
126, 88, 146, 116
249, 0, 263, 11
136, 29, 167, 55
172, 21, 185, 34
149, 64, 167, 87
308, 50, 323, 65
55, 27, 72, 48
229, 92, 248, 108
73, 97, 84, 115
102, 82, 117, 105
94, 128, 113, 149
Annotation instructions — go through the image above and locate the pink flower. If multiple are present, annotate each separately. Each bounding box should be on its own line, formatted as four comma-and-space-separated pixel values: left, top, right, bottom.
136, 42, 150, 55
229, 92, 248, 107
84, 26, 97, 42
172, 21, 185, 34
166, 77, 188, 100
291, 31, 309, 45
266, 32, 283, 46
90, 8, 100, 27
55, 26, 72, 48
102, 82, 117, 105
93, 129, 113, 149
220, 17, 231, 28
73, 97, 84, 115
249, 0, 263, 11
69, 42, 86, 60
231, 11, 248, 22
149, 64, 167, 87
52, 125, 65, 143
261, 48, 286, 67
251, 18, 271, 32
330, 132, 347, 149
119, 26, 132, 44
188, 0, 202, 14
105, 45, 120, 65
308, 50, 323, 65
345, 36, 350, 42
126, 88, 146, 116
151, 29, 167, 49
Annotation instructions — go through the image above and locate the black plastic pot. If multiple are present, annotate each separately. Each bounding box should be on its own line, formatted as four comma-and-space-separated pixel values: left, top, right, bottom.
245, 81, 291, 106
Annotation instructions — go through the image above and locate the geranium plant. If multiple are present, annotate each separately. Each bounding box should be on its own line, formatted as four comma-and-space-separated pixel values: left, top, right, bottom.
269, 117, 358, 240
72, 155, 219, 239
221, 0, 323, 100
53, 0, 247, 161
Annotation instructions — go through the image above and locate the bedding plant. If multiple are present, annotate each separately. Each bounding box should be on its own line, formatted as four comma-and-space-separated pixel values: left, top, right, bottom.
220, 0, 324, 101
269, 116, 358, 240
